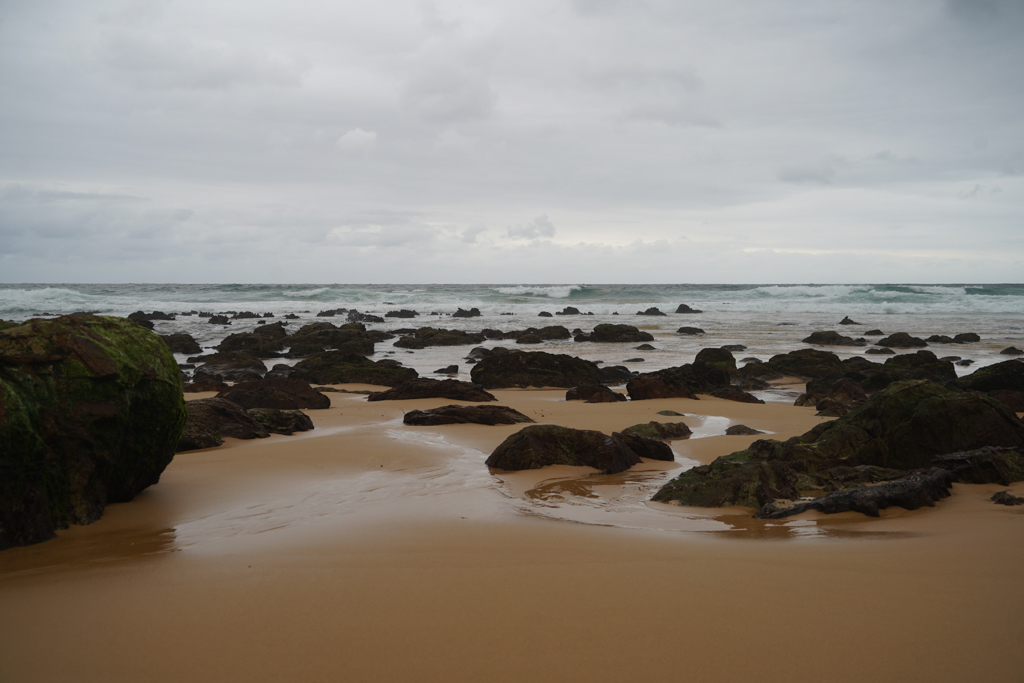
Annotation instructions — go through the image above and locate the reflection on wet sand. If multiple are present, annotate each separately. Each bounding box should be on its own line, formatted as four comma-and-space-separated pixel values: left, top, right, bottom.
0, 526, 178, 577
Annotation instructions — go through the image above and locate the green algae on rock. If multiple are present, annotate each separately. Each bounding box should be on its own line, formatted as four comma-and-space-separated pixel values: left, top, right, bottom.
0, 314, 187, 549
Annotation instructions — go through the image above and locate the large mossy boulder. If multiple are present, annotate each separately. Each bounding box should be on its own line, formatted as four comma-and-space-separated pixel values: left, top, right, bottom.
0, 314, 187, 549
291, 351, 418, 386
486, 425, 644, 473
652, 380, 1024, 511
470, 351, 602, 388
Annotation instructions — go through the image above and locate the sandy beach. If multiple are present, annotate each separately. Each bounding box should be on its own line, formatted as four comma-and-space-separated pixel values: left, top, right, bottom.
2, 381, 1023, 682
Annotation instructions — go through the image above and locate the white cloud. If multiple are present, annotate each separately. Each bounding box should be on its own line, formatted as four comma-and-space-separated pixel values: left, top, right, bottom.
337, 128, 378, 150
506, 215, 555, 240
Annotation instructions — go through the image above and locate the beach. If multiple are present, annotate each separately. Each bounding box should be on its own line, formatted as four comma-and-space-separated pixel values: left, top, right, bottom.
2, 380, 1023, 682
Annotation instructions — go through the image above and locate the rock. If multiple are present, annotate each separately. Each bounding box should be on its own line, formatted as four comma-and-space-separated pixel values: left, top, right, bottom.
217, 331, 288, 358
709, 387, 765, 404
538, 311, 553, 317
393, 327, 487, 349
956, 359, 975, 367
284, 322, 378, 358
657, 410, 684, 416
676, 327, 705, 335
932, 447, 1024, 486
377, 359, 404, 368
0, 315, 187, 549
434, 365, 459, 374
652, 455, 802, 509
176, 398, 271, 451
623, 357, 644, 363
215, 378, 331, 410
366, 378, 496, 402
940, 356, 962, 362
757, 468, 955, 519
248, 408, 315, 435
613, 433, 675, 461
927, 335, 955, 344
161, 333, 202, 354
183, 378, 229, 393
316, 308, 346, 317
876, 332, 928, 348
565, 384, 626, 402
635, 344, 656, 350
720, 344, 746, 352
765, 348, 844, 379
128, 313, 155, 329
264, 363, 296, 379
881, 350, 956, 386
636, 307, 667, 316
992, 491, 1024, 506
621, 421, 692, 440
470, 351, 602, 389
385, 309, 419, 318
1000, 347, 1024, 356
194, 351, 268, 381
954, 333, 980, 343
865, 347, 895, 355
795, 377, 867, 409
452, 307, 482, 318
596, 365, 635, 385
725, 425, 764, 436
989, 390, 1024, 412
284, 313, 300, 320
675, 304, 703, 314
734, 377, 771, 391
839, 316, 860, 325
802, 330, 866, 346
208, 315, 230, 325
517, 334, 543, 344
291, 352, 418, 386
626, 370, 697, 400
555, 307, 581, 315
485, 425, 642, 474
402, 404, 534, 426
582, 324, 655, 343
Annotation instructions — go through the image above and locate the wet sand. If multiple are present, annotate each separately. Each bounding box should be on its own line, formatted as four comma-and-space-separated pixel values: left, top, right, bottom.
2, 386, 1023, 682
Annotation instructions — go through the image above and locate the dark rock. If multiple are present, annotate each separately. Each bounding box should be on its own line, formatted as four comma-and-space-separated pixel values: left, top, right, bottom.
709, 386, 765, 404
485, 425, 641, 474
452, 307, 482, 318
635, 344, 656, 350
795, 377, 867, 409
565, 384, 626, 402
217, 331, 288, 358
596, 365, 635, 385
757, 468, 954, 519
393, 327, 487, 349
208, 315, 230, 325
1001, 347, 1024, 356
585, 324, 655, 343
434, 365, 459, 375
0, 315, 187, 549
127, 312, 155, 329
231, 311, 259, 319
177, 397, 269, 450
385, 310, 419, 318
734, 377, 771, 391
636, 307, 667, 316
864, 329, 884, 335
377, 359, 404, 368
403, 404, 533, 426
470, 351, 602, 389
992, 491, 1024, 506
927, 335, 955, 344
248, 408, 315, 435
932, 447, 1024, 486
652, 455, 801, 509
839, 316, 860, 325
989, 390, 1024, 412
265, 363, 296, 379
161, 333, 203, 354
956, 359, 975, 367
626, 371, 697, 400
656, 410, 684, 416
555, 307, 581, 315
367, 378, 496, 402
517, 334, 543, 344
954, 333, 980, 343
194, 352, 268, 382
215, 378, 331, 410
865, 347, 895, 355
285, 322, 378, 358
677, 327, 705, 335
766, 348, 843, 379
940, 356, 962, 362
291, 352, 418, 386
725, 425, 764, 436
183, 378, 229, 393
876, 332, 928, 348
623, 357, 644, 363
346, 310, 385, 324
284, 313, 300, 320
621, 421, 692, 440
538, 311, 553, 317
882, 350, 956, 385
675, 304, 703, 314
803, 330, 866, 346
613, 433, 675, 461
720, 344, 747, 352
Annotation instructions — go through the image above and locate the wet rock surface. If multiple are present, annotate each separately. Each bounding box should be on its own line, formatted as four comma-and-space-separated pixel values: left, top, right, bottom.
876, 332, 928, 348
367, 378, 496, 402
802, 330, 866, 346
161, 333, 203, 354
291, 352, 418, 386
565, 384, 626, 402
620, 421, 692, 440
470, 351, 602, 389
486, 425, 644, 474
0, 315, 187, 549
215, 378, 331, 410
403, 404, 534, 426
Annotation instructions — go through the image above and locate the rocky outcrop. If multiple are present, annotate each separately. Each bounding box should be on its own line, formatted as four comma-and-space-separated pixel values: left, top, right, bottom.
636, 307, 667, 316
626, 371, 698, 400
613, 433, 675, 461
876, 332, 928, 348
954, 360, 1024, 394
725, 425, 764, 436
839, 316, 860, 325
992, 491, 1024, 506
676, 304, 703, 314
764, 349, 844, 379
677, 327, 705, 335
954, 333, 980, 343
1, 315, 187, 548
556, 307, 581, 315
248, 408, 314, 436
620, 421, 692, 440
470, 351, 602, 389
486, 425, 643, 473
802, 330, 866, 346
385, 310, 419, 318
452, 307, 482, 318
291, 352, 418, 386
284, 322, 379, 358
177, 398, 269, 450
565, 384, 626, 402
402, 404, 534, 426
216, 378, 331, 410
161, 333, 203, 354
708, 387, 765, 404
366, 378, 496, 402
582, 324, 655, 343
183, 377, 229, 393
193, 351, 268, 381
393, 327, 487, 349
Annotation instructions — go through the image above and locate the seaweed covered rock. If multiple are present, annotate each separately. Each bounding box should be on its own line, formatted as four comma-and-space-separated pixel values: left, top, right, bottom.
161, 333, 203, 355
403, 404, 534, 426
193, 351, 268, 382
485, 425, 642, 474
248, 408, 314, 435
393, 327, 487, 349
932, 446, 1024, 486
177, 397, 270, 451
694, 347, 737, 375
366, 378, 496, 402
652, 454, 801, 509
620, 421, 692, 440
765, 348, 843, 379
470, 351, 602, 388
565, 384, 626, 402
953, 360, 1024, 393
291, 352, 418, 386
216, 378, 331, 410
1, 315, 187, 548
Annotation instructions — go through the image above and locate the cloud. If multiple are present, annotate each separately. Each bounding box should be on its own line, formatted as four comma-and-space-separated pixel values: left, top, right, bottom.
506, 215, 555, 240
461, 225, 486, 243
401, 67, 497, 123
337, 128, 378, 150
778, 163, 836, 185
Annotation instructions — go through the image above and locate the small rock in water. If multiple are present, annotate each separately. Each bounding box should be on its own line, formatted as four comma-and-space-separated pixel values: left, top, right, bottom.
721, 344, 747, 352
656, 410, 684, 416
839, 316, 860, 325
725, 425, 764, 436
677, 327, 704, 335
623, 357, 645, 363
675, 304, 703, 314
434, 365, 459, 374
635, 343, 656, 350
956, 359, 975, 366
1000, 347, 1023, 356
865, 347, 896, 355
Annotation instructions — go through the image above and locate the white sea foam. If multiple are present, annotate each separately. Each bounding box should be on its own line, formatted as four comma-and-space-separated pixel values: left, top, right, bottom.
492, 285, 582, 298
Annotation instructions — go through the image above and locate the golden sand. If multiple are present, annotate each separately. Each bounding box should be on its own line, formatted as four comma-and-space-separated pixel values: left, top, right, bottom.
1, 386, 1022, 682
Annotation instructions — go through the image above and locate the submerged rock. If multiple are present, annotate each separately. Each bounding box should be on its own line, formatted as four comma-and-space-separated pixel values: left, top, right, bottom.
0, 315, 187, 549
403, 404, 534, 426
367, 378, 496, 402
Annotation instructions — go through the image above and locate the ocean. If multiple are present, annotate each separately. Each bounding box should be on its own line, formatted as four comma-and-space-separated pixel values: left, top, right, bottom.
2, 283, 1022, 397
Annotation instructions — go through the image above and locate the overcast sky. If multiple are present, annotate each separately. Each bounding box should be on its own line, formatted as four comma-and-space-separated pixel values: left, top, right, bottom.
1, 0, 1021, 283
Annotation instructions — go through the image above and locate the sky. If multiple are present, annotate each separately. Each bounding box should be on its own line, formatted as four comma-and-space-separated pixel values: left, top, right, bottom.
0, 0, 1022, 284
